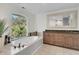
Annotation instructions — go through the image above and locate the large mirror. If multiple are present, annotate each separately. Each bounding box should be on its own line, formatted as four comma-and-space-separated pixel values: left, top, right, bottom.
47, 10, 77, 29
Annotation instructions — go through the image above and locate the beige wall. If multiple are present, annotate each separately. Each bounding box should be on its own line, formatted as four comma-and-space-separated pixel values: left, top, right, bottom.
0, 4, 36, 36
1, 4, 79, 37
35, 7, 79, 38
35, 7, 79, 32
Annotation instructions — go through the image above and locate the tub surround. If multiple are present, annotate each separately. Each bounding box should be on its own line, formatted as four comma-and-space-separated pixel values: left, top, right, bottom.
0, 37, 4, 49
43, 30, 79, 50
0, 36, 42, 55
0, 43, 28, 55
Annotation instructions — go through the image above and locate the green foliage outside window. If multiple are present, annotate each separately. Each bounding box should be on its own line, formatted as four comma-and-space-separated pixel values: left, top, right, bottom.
0, 20, 4, 37
11, 19, 26, 37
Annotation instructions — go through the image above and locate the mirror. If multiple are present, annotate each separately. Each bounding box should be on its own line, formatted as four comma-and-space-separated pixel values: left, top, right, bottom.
47, 10, 77, 29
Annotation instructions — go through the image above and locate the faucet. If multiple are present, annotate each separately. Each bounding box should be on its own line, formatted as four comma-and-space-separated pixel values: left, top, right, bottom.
18, 43, 21, 48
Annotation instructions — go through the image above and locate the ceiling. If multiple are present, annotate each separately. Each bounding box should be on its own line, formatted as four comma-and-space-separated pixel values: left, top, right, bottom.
18, 3, 79, 14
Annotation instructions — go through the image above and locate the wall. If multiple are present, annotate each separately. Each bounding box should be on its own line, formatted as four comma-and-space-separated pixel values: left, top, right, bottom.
0, 4, 16, 36
35, 14, 47, 32
1, 4, 79, 37
35, 7, 79, 38
11, 5, 36, 33
35, 14, 47, 38
0, 4, 36, 36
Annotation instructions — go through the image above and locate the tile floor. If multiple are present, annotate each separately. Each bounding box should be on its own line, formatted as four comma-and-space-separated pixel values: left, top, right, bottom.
34, 44, 79, 55
1, 44, 79, 55
0, 44, 11, 55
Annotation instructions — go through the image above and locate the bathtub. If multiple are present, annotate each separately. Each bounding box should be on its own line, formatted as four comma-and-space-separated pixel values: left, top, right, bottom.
11, 36, 43, 55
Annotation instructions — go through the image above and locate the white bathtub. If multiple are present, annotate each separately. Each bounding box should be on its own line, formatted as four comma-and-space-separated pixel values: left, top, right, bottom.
12, 36, 39, 46
11, 36, 42, 55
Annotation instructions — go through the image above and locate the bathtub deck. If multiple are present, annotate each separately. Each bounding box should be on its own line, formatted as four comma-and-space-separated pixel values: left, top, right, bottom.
0, 44, 28, 55
0, 37, 42, 55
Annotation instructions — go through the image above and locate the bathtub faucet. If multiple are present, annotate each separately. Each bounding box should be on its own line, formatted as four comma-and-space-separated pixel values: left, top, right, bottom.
18, 43, 21, 48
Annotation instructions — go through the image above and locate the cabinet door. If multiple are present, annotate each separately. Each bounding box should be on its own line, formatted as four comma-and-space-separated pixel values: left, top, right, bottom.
72, 34, 79, 49
64, 34, 73, 48
43, 32, 50, 44
43, 32, 55, 44
54, 33, 65, 46
49, 32, 55, 44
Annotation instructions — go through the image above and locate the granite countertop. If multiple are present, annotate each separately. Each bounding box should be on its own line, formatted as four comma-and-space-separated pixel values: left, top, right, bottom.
45, 30, 79, 34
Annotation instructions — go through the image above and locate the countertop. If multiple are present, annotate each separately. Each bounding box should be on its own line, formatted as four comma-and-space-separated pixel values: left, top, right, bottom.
45, 30, 79, 34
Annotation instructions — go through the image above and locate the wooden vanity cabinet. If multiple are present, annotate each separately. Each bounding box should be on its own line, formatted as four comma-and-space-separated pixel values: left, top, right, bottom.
43, 30, 79, 50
